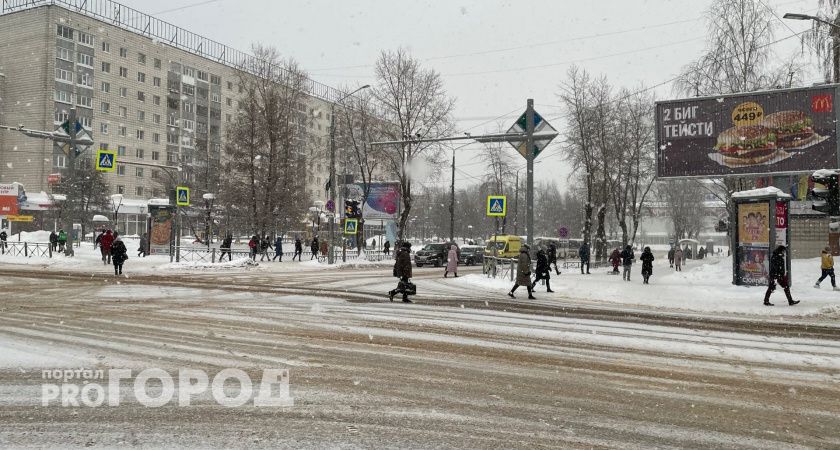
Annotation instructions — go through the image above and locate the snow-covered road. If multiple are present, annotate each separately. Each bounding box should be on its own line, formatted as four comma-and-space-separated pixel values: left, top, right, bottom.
1, 272, 839, 448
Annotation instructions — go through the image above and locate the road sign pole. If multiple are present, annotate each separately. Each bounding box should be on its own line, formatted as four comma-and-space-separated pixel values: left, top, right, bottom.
525, 99, 535, 249
64, 108, 77, 256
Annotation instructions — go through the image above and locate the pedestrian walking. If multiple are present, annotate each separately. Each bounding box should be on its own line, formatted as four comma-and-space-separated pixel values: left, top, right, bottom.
320, 239, 329, 260
620, 244, 634, 281
444, 244, 459, 278
388, 241, 415, 303
533, 247, 554, 293
138, 233, 148, 257
682, 246, 689, 266
100, 229, 114, 265
667, 246, 675, 268
508, 245, 535, 300
50, 231, 59, 252
248, 235, 258, 261
260, 235, 272, 262
219, 235, 233, 262
0, 229, 7, 253
57, 229, 67, 253
383, 240, 391, 256
764, 245, 799, 306
273, 235, 284, 261
310, 237, 319, 260
814, 246, 838, 291
578, 242, 591, 274
609, 248, 621, 274
674, 247, 684, 272
548, 243, 561, 275
293, 237, 303, 261
110, 235, 128, 276
640, 246, 654, 284
371, 238, 377, 249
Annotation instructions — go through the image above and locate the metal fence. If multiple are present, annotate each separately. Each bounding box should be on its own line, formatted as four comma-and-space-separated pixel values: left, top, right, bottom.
0, 241, 57, 257
172, 246, 394, 264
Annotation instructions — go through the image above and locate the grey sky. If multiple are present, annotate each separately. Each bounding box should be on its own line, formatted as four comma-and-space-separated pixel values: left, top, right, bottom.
123, 0, 820, 190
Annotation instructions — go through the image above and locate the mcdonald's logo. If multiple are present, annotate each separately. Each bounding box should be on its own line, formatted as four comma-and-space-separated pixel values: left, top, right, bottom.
811, 94, 833, 113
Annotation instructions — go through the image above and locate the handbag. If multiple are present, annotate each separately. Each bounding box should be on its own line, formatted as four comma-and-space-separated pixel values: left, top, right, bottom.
399, 280, 417, 295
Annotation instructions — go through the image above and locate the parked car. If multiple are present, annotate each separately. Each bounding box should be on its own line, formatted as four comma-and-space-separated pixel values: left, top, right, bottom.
459, 245, 484, 266
414, 243, 449, 267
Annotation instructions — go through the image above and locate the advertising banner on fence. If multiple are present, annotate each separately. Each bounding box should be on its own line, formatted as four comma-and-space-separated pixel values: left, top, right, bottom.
656, 85, 840, 177
343, 183, 400, 220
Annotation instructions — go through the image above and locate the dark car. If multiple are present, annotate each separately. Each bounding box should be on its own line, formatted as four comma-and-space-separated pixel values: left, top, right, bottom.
459, 245, 484, 266
414, 243, 449, 267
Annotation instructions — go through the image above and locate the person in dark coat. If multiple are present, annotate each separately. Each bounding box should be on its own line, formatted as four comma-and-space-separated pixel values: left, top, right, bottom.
50, 231, 59, 252
259, 235, 272, 262
138, 233, 148, 257
764, 245, 799, 306
508, 245, 535, 299
0, 229, 7, 253
620, 244, 634, 281
388, 241, 414, 303
219, 235, 232, 262
383, 240, 391, 256
310, 237, 319, 260
667, 246, 675, 268
100, 229, 114, 265
273, 236, 284, 261
293, 237, 303, 261
640, 246, 654, 284
533, 248, 554, 293
609, 248, 621, 274
110, 235, 128, 276
578, 242, 591, 274
548, 243, 561, 275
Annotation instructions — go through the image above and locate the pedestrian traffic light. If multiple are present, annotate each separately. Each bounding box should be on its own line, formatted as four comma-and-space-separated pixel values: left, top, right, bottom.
344, 199, 361, 219
809, 170, 840, 216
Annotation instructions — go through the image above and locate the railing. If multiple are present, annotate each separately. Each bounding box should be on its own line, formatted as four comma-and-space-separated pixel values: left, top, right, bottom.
0, 241, 58, 257
482, 256, 517, 281
171, 246, 394, 264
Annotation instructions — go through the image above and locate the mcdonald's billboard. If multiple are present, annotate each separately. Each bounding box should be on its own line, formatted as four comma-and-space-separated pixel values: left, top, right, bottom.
656, 85, 840, 178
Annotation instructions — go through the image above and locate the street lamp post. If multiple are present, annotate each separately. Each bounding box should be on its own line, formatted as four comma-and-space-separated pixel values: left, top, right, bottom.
329, 84, 370, 265
110, 194, 124, 231
784, 12, 840, 83
202, 193, 216, 251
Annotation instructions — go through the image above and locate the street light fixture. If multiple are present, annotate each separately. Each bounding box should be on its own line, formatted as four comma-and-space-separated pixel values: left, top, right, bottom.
329, 84, 371, 264
784, 12, 840, 83
110, 194, 124, 229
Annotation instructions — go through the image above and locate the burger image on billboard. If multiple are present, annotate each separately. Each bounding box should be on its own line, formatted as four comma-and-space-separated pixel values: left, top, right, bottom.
714, 125, 779, 166
759, 110, 817, 148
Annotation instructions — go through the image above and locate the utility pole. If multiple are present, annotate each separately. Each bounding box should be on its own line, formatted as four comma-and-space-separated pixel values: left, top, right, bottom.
514, 169, 519, 235
525, 99, 535, 249
64, 107, 79, 256
449, 149, 455, 242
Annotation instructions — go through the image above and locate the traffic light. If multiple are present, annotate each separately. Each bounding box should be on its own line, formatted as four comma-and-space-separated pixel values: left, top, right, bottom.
809, 170, 840, 216
344, 199, 361, 219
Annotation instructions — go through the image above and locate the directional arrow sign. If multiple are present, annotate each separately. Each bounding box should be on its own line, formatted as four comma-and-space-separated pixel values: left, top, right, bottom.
506, 110, 557, 159
95, 149, 116, 172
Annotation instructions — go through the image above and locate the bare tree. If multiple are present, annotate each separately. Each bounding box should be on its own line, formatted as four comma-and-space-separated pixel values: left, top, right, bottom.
49, 159, 109, 238
480, 136, 515, 233
373, 48, 456, 241
657, 180, 707, 241
802, 1, 840, 83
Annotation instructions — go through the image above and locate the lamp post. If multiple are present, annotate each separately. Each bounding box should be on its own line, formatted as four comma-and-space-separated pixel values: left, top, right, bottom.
784, 12, 840, 83
467, 225, 473, 244
329, 84, 370, 264
202, 193, 216, 251
110, 194, 123, 230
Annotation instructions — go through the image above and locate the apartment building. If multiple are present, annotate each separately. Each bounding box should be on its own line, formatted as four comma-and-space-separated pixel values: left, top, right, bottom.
0, 0, 339, 214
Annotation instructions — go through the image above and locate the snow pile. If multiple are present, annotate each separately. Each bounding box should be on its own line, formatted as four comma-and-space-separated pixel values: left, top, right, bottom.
162, 257, 259, 271
732, 186, 791, 199
10, 230, 52, 242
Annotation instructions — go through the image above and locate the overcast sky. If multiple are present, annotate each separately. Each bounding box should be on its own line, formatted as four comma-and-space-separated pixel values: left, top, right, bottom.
123, 0, 821, 191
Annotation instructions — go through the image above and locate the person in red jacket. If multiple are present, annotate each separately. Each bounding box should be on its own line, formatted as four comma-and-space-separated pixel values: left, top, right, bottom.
609, 248, 621, 274
100, 229, 114, 265
248, 235, 258, 261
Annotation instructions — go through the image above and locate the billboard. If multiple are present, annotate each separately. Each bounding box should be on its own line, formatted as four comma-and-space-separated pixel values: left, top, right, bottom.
343, 183, 400, 220
0, 183, 20, 216
148, 204, 174, 255
656, 85, 840, 178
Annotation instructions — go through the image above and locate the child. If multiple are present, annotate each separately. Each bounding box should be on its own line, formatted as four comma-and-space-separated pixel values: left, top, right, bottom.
815, 246, 838, 291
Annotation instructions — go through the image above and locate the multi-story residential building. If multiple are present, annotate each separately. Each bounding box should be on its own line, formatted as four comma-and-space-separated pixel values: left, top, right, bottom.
0, 0, 346, 234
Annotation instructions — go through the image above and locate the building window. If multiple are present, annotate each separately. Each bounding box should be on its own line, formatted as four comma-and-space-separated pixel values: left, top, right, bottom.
117, 145, 126, 156
136, 167, 144, 178
167, 97, 179, 109
101, 102, 110, 114
101, 41, 110, 53
153, 95, 161, 106
119, 106, 127, 118
183, 67, 195, 77
137, 53, 146, 65
153, 114, 161, 125
137, 72, 146, 83
78, 73, 93, 88
168, 115, 179, 127
117, 164, 125, 176
183, 102, 193, 114
227, 81, 233, 90
211, 93, 221, 103
116, 185, 125, 194
78, 32, 94, 47
136, 130, 145, 140
100, 123, 109, 134
183, 85, 195, 96
153, 76, 161, 87
101, 62, 111, 73
167, 133, 178, 145
53, 154, 67, 168
197, 70, 208, 81
138, 91, 145, 102
56, 47, 72, 61
210, 74, 221, 85
54, 90, 72, 104
99, 143, 109, 151
152, 151, 160, 161
181, 135, 192, 147
55, 68, 73, 83
119, 47, 127, 58
153, 58, 161, 69
167, 152, 177, 163
77, 53, 93, 67
100, 80, 111, 92
119, 126, 126, 137
135, 186, 144, 196
138, 110, 145, 121
57, 25, 74, 40
119, 87, 127, 98
153, 132, 160, 143
77, 95, 92, 108
182, 119, 194, 130
225, 114, 231, 123
80, 116, 91, 128
119, 67, 128, 77
225, 98, 232, 107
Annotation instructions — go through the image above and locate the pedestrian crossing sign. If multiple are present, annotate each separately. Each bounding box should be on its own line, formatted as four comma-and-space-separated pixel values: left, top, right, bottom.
95, 150, 116, 172
486, 195, 507, 217
176, 186, 190, 206
344, 218, 358, 235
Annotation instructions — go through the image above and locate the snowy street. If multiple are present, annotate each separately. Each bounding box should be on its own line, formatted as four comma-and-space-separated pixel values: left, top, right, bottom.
1, 255, 839, 448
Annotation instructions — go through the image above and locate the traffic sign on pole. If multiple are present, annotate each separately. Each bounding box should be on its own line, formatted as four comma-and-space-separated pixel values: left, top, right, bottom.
95, 150, 116, 172
176, 186, 191, 206
558, 226, 569, 238
344, 218, 359, 235
506, 109, 557, 159
486, 195, 507, 217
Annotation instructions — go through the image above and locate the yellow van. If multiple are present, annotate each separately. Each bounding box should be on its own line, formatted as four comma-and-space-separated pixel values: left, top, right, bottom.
484, 235, 522, 258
